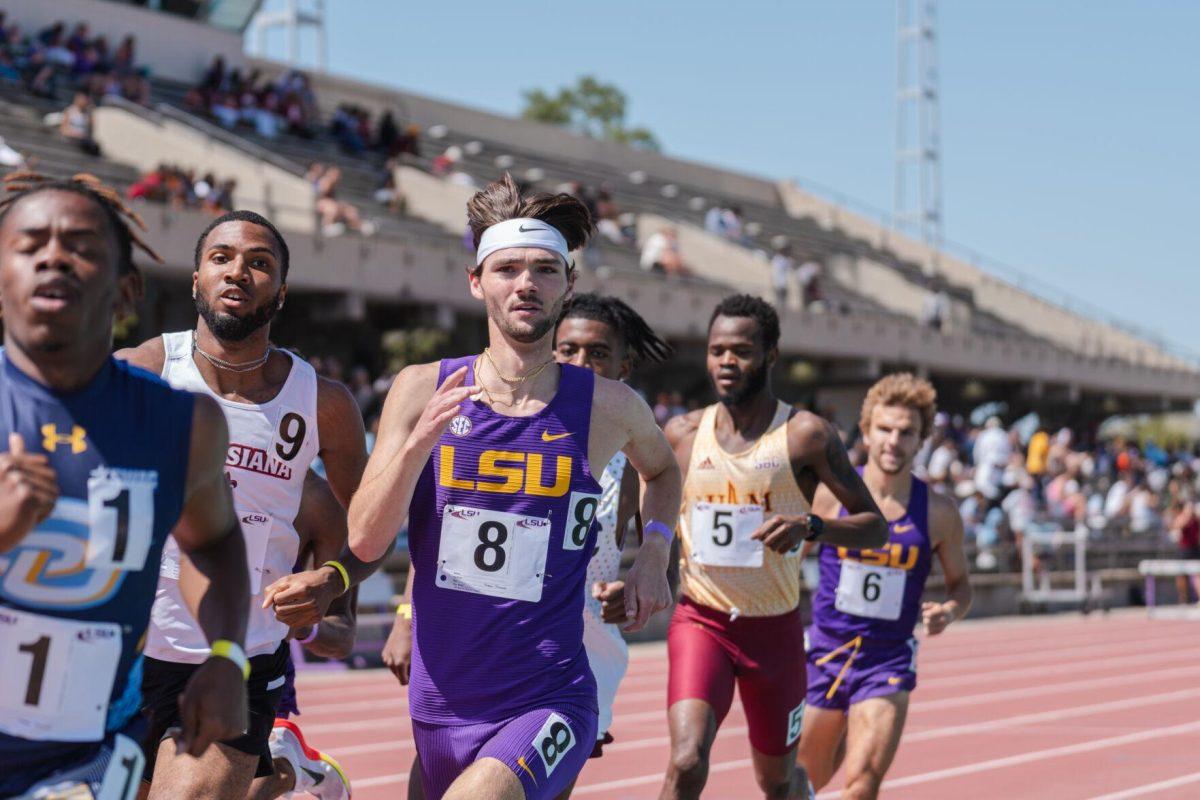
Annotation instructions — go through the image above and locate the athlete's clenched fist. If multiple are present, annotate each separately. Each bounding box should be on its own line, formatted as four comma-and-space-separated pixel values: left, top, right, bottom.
0, 433, 59, 553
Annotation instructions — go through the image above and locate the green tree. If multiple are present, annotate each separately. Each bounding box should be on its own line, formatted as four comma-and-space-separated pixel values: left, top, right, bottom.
521, 75, 661, 152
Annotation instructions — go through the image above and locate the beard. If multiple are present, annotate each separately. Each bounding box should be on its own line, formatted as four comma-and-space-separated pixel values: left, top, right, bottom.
488, 293, 564, 345
716, 360, 770, 407
195, 288, 280, 343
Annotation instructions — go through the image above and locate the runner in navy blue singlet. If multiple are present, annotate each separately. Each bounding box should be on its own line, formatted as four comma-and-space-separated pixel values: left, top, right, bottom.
0, 176, 251, 799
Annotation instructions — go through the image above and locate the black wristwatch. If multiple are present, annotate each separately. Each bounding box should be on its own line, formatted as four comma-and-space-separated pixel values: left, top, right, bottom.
804, 513, 825, 541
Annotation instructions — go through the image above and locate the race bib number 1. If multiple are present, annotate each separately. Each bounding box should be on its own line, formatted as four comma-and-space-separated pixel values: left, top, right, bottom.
436, 505, 550, 602
835, 559, 906, 620
86, 467, 157, 572
96, 733, 145, 800
690, 502, 764, 567
0, 608, 121, 741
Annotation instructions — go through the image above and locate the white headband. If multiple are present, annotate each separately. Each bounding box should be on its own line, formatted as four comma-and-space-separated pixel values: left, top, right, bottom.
475, 218, 570, 267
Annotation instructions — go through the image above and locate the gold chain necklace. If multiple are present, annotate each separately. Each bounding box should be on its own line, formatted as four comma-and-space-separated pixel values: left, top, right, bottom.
474, 349, 555, 407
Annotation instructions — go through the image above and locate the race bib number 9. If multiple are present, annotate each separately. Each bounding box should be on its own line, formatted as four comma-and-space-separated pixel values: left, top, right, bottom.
436, 505, 550, 602
835, 559, 906, 620
689, 502, 764, 568
0, 607, 121, 741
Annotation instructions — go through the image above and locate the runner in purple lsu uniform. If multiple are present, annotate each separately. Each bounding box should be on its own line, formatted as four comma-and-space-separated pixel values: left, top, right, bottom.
265, 174, 681, 800
797, 374, 972, 800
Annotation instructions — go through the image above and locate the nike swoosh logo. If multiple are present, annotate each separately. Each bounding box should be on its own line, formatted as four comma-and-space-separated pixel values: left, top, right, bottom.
893, 523, 915, 533
302, 767, 325, 785
519, 224, 547, 233
542, 431, 572, 442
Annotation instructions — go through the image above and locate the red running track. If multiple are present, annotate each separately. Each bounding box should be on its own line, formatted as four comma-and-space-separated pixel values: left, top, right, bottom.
289, 610, 1200, 799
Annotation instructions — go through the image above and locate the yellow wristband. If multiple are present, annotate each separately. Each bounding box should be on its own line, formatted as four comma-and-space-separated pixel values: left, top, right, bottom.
210, 639, 250, 681
396, 602, 412, 620
323, 560, 350, 595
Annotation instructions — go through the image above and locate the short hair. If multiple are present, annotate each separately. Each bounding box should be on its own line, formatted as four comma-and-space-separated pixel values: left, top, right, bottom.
0, 171, 162, 275
466, 173, 594, 275
708, 294, 780, 351
860, 373, 938, 439
559, 293, 673, 365
193, 209, 291, 281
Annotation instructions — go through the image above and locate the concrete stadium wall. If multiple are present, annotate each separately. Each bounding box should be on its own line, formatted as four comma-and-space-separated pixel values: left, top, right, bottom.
396, 166, 474, 235
246, 58, 782, 210
778, 180, 1184, 371
635, 213, 774, 298
130, 205, 1200, 403
93, 106, 315, 233
6, 0, 244, 83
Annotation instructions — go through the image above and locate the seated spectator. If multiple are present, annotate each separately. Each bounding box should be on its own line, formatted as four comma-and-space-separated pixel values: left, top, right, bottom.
310, 162, 375, 237
393, 123, 421, 161
922, 285, 951, 331
205, 178, 236, 215
212, 92, 241, 129
770, 243, 795, 308
640, 227, 688, 277
0, 135, 26, 169
60, 92, 100, 156
797, 257, 825, 310
0, 50, 21, 83
592, 189, 630, 246
374, 158, 406, 214
331, 104, 366, 155
376, 110, 400, 154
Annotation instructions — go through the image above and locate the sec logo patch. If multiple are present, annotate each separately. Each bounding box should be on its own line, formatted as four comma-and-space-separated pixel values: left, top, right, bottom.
449, 415, 473, 437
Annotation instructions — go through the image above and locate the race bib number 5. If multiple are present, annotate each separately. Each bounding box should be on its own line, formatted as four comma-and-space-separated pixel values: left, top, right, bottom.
690, 502, 764, 567
0, 607, 121, 741
436, 505, 550, 602
835, 559, 906, 620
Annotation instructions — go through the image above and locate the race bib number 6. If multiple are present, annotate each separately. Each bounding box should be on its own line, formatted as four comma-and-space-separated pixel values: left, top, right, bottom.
0, 607, 121, 741
835, 559, 906, 620
436, 505, 550, 602
690, 502, 764, 567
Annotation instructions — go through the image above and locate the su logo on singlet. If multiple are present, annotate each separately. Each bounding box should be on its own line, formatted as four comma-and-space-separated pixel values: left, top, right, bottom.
836, 543, 920, 571
438, 444, 572, 497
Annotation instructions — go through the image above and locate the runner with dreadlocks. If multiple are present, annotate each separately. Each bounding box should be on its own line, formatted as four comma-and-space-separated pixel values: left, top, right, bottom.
384, 293, 674, 799
0, 172, 251, 798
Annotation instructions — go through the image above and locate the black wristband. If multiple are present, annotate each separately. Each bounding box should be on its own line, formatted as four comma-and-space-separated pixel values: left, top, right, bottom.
804, 513, 825, 541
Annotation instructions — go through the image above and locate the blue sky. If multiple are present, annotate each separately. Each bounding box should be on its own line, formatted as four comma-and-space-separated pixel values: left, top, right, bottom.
251, 0, 1199, 356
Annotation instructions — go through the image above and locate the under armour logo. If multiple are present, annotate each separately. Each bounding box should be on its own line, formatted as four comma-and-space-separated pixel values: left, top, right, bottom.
41, 423, 87, 454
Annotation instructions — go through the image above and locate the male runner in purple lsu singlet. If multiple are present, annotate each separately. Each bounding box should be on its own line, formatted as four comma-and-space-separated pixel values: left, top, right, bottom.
265, 174, 681, 800
797, 374, 972, 800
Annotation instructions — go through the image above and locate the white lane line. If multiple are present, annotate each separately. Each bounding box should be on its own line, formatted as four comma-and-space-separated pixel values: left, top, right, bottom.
814, 719, 1200, 797
912, 662, 1200, 713
1085, 771, 1200, 800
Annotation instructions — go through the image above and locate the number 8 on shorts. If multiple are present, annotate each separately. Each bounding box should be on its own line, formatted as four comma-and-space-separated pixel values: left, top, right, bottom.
533, 713, 576, 777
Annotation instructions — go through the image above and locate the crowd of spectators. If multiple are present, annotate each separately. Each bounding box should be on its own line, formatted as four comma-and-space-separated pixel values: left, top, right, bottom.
853, 411, 1200, 579
186, 58, 318, 141
127, 163, 236, 215
0, 14, 149, 104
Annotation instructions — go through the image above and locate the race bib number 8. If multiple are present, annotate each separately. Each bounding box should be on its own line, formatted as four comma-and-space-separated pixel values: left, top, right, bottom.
534, 712, 576, 778
835, 559, 906, 620
0, 608, 121, 741
690, 503, 764, 568
562, 491, 601, 551
437, 505, 550, 602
